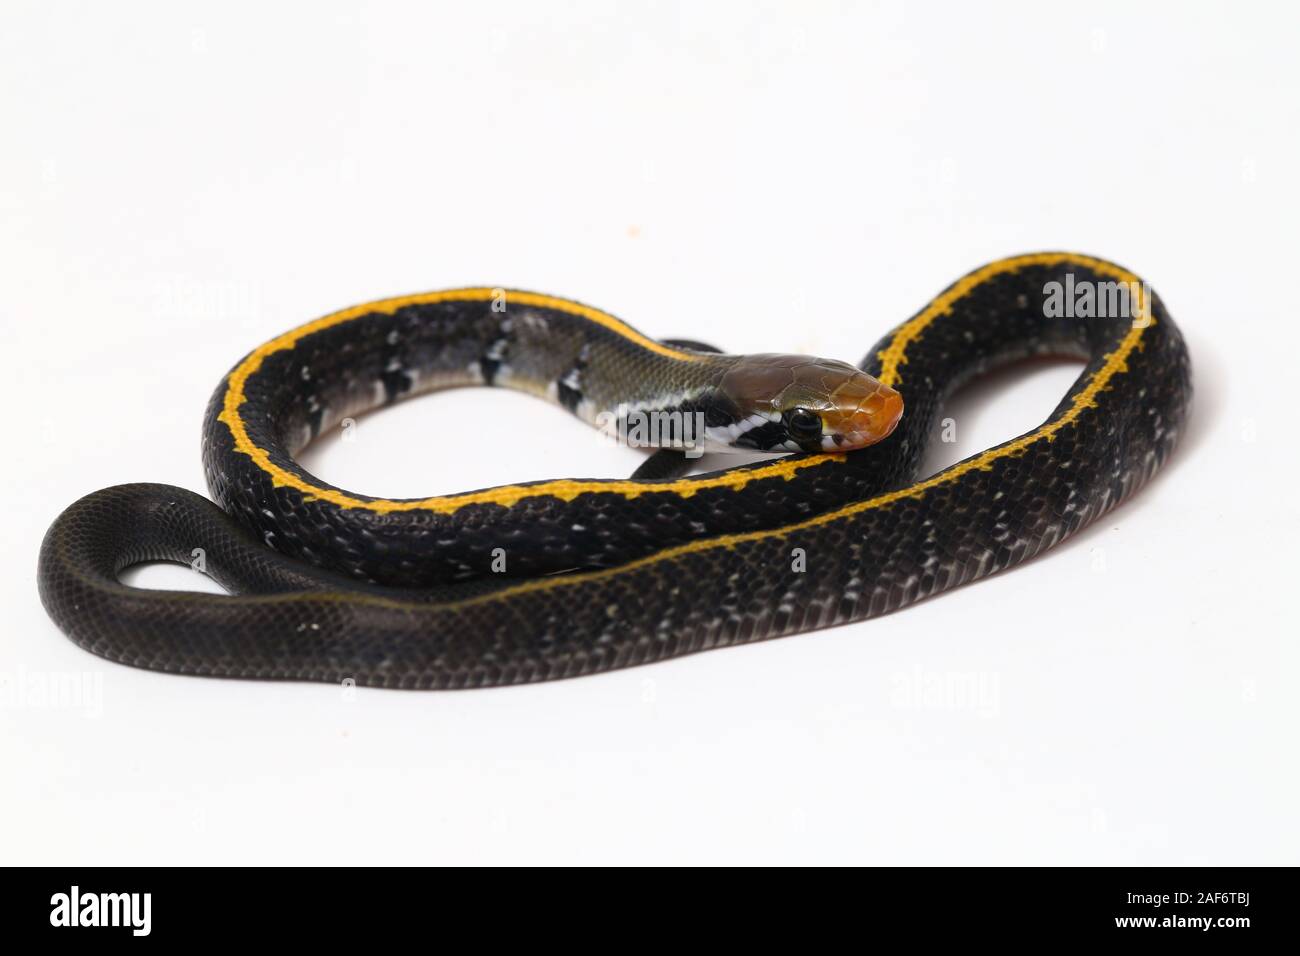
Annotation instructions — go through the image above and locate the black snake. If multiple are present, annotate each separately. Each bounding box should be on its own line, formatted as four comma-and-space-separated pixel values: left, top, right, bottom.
37, 252, 1192, 688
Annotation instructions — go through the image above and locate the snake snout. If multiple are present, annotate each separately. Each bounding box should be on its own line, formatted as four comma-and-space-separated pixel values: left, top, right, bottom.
823, 377, 904, 450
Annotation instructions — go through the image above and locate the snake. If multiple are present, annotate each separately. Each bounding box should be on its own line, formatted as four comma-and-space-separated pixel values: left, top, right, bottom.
37, 252, 1191, 689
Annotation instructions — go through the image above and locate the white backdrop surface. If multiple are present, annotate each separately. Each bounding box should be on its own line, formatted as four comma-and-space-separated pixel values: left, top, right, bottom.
1, 1, 1296, 865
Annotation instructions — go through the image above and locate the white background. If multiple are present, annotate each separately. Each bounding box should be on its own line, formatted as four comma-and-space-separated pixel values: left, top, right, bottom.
2, 1, 1297, 865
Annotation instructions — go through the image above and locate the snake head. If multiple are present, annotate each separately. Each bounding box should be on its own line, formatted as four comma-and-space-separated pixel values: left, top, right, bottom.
714, 354, 904, 453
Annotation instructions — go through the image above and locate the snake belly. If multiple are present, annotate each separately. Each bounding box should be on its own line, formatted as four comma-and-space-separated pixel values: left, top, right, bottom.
37, 253, 1192, 688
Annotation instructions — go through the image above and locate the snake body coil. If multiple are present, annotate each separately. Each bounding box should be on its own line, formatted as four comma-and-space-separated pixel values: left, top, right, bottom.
38, 253, 1191, 688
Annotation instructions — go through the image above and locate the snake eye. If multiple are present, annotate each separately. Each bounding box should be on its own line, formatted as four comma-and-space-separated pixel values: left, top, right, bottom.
783, 407, 822, 443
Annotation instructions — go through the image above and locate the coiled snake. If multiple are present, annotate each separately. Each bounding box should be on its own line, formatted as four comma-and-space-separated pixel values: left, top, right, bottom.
37, 252, 1192, 688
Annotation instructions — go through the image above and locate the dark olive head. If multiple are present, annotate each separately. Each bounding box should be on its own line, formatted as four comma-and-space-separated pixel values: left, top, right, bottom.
713, 354, 904, 453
